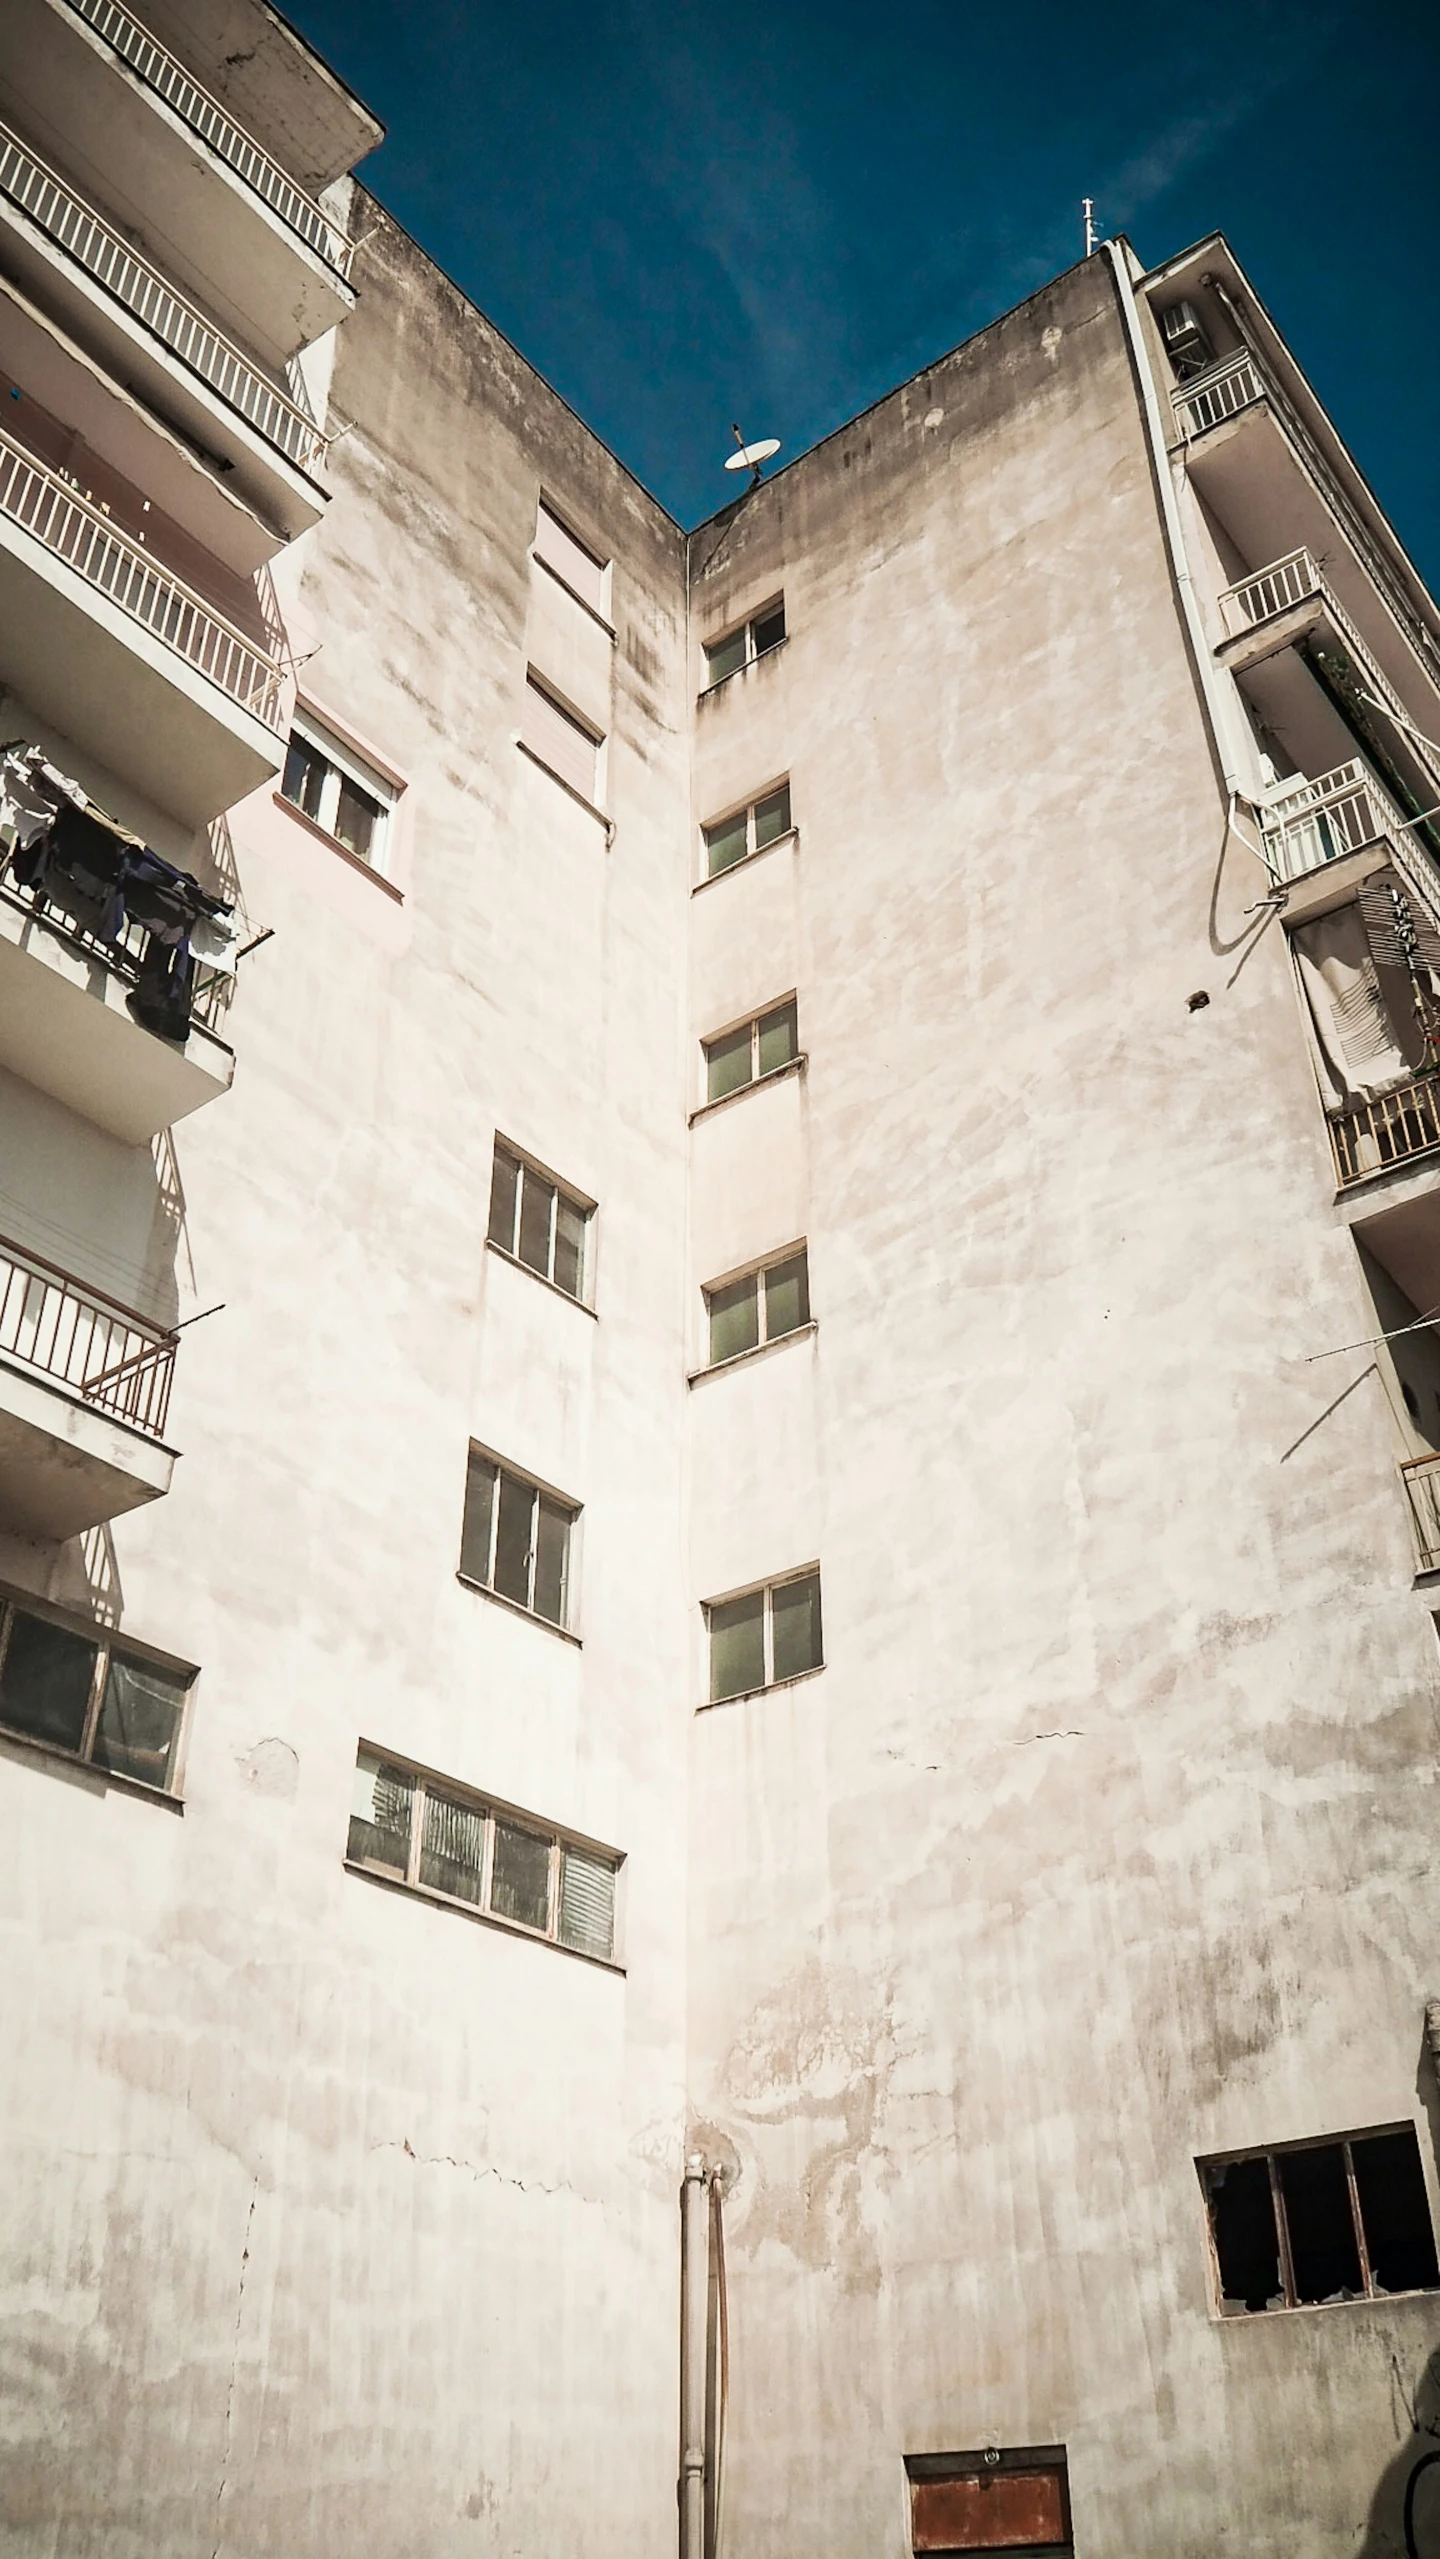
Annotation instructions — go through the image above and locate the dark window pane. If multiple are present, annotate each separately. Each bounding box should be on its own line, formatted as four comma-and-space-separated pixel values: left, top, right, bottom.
333, 776, 382, 862
764, 1252, 810, 1341
771, 1572, 823, 1682
553, 1195, 587, 1300
705, 812, 749, 877
494, 1469, 534, 1606
459, 1453, 497, 1584
1205, 2156, 1282, 2312
0, 1610, 97, 1754
708, 1590, 765, 1701
751, 603, 786, 656
1353, 2129, 1440, 2294
705, 629, 747, 687
756, 1000, 798, 1078
559, 1847, 615, 1959
533, 1497, 571, 1627
92, 1654, 186, 1789
517, 1166, 554, 1276
705, 1025, 753, 1103
490, 1819, 551, 1931
1279, 2144, 1362, 2303
487, 1146, 519, 1253
709, 1274, 759, 1365
419, 1790, 486, 1905
754, 783, 791, 849
347, 1753, 414, 1875
281, 735, 326, 820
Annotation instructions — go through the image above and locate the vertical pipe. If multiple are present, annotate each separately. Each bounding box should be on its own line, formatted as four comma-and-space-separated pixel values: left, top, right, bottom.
680, 2157, 709, 2559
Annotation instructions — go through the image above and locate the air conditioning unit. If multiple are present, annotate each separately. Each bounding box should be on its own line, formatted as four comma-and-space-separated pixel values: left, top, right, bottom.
1161, 299, 1214, 382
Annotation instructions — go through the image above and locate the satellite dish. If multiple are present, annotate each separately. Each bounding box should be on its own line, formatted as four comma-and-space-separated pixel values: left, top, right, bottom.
725, 437, 780, 473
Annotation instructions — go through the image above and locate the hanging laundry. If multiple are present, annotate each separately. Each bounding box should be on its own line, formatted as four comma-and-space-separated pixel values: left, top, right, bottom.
1292, 904, 1430, 1110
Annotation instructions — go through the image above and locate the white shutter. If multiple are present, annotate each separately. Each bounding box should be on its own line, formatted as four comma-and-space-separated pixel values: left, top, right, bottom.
535, 503, 607, 616
558, 1847, 615, 1958
522, 676, 599, 802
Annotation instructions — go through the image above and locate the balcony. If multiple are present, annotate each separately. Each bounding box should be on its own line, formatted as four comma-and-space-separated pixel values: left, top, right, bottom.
0, 418, 285, 825
1172, 348, 1265, 441
1, 0, 356, 367
1402, 1453, 1440, 1574
0, 118, 327, 555
0, 1233, 176, 1539
1258, 759, 1440, 916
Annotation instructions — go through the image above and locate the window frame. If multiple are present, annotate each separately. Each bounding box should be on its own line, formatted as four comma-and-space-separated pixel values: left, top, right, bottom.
703, 1566, 823, 1705
703, 1242, 812, 1371
346, 1742, 624, 1967
279, 705, 399, 876
699, 781, 794, 884
1198, 2122, 1440, 2316
486, 1136, 597, 1310
702, 596, 787, 692
699, 996, 801, 1111
0, 1582, 194, 1799
458, 1443, 582, 1638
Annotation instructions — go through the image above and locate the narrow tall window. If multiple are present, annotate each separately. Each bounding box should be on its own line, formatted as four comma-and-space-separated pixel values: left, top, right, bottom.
0, 1590, 191, 1792
347, 1746, 621, 1960
706, 1247, 810, 1366
520, 673, 603, 804
534, 500, 609, 618
1200, 2125, 1440, 2313
702, 782, 792, 880
460, 1448, 578, 1631
487, 1140, 593, 1304
705, 1569, 822, 1703
280, 710, 396, 871
703, 598, 786, 688
703, 998, 799, 1103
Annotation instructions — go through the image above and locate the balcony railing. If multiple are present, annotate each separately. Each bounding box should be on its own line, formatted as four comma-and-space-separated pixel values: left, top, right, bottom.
60, 0, 355, 278
1220, 547, 1440, 801
0, 1234, 176, 1438
1171, 351, 1265, 439
0, 871, 233, 1038
0, 122, 327, 474
1402, 1452, 1440, 1572
1259, 759, 1409, 885
0, 421, 283, 727
1330, 1077, 1440, 1189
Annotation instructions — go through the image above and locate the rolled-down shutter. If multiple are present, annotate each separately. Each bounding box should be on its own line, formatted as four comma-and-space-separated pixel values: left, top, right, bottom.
911, 2465, 1069, 2552
535, 502, 607, 615
522, 676, 600, 802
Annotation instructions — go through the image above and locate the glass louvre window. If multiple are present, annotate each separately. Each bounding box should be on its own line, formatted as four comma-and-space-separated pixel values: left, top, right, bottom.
487, 1140, 592, 1304
345, 1746, 620, 1960
460, 1449, 578, 1631
0, 1594, 191, 1792
706, 1569, 823, 1702
280, 712, 395, 870
1200, 2126, 1440, 2314
703, 999, 799, 1104
702, 783, 792, 880
706, 1248, 810, 1367
703, 597, 786, 688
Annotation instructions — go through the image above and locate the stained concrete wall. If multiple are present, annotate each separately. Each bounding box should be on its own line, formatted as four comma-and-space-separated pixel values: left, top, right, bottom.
684, 252, 1440, 2558
0, 204, 693, 2557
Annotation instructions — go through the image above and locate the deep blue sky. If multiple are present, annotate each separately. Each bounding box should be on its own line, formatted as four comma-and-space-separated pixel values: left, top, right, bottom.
289, 0, 1439, 572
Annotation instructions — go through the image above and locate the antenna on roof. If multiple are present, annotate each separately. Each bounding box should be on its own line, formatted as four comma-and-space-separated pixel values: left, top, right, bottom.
1082, 198, 1101, 258
725, 422, 781, 486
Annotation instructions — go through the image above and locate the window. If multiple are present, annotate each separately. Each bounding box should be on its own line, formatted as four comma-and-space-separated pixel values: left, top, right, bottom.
1200, 2125, 1440, 2314
703, 597, 786, 688
280, 710, 396, 870
347, 1747, 621, 1961
460, 1447, 579, 1631
705, 1568, 822, 1702
907, 2450, 1072, 2556
487, 1139, 593, 1304
702, 782, 792, 880
706, 1246, 810, 1366
703, 998, 799, 1103
520, 672, 603, 805
534, 499, 609, 618
0, 1589, 191, 1792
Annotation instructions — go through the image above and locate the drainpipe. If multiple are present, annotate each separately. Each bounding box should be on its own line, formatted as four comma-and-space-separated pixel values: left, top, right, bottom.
680, 2156, 709, 2559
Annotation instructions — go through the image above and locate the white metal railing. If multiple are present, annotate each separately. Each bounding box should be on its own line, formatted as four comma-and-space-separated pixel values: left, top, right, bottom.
0, 422, 283, 727
0, 1232, 175, 1438
1259, 759, 1405, 883
1171, 350, 1264, 439
61, 0, 354, 278
1403, 1452, 1440, 1565
1221, 548, 1440, 801
0, 122, 326, 474
1333, 1082, 1440, 1190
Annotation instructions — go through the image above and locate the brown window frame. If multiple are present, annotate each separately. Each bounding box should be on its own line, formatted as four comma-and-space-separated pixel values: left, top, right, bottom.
1198, 2122, 1440, 2315
0, 1583, 194, 1797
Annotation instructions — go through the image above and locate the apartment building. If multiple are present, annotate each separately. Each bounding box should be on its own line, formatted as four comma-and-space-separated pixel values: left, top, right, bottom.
0, 6, 1438, 2555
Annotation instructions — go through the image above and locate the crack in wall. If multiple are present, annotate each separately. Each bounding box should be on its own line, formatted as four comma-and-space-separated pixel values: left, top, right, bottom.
211, 2179, 257, 2559
375, 2137, 577, 2200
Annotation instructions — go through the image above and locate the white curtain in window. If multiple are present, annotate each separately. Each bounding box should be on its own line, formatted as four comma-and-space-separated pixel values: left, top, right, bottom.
1292, 905, 1429, 1110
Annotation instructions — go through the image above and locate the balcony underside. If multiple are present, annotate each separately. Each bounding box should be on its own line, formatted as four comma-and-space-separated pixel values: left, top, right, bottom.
0, 0, 353, 368
0, 890, 233, 1141
0, 506, 283, 829
0, 1354, 173, 1539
